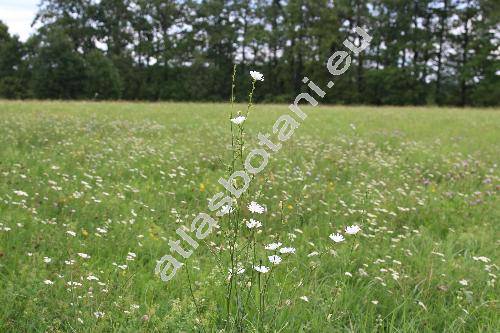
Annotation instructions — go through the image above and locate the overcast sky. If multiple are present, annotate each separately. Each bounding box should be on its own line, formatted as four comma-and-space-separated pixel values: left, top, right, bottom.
0, 0, 39, 41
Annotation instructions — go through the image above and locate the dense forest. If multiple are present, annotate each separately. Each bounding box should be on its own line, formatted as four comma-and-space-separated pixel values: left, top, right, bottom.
0, 0, 498, 105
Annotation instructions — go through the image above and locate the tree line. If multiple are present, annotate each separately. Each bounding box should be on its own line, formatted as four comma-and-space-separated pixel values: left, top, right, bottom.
0, 0, 498, 106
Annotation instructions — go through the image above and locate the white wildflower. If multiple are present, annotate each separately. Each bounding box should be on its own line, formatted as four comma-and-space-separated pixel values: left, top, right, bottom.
345, 225, 361, 235
228, 266, 245, 278
248, 201, 265, 214
246, 218, 262, 229
265, 242, 282, 250
93, 311, 105, 318
279, 247, 296, 254
67, 281, 82, 287
250, 70, 264, 81
329, 233, 345, 243
253, 265, 270, 273
231, 116, 246, 125
472, 256, 490, 263
268, 255, 282, 265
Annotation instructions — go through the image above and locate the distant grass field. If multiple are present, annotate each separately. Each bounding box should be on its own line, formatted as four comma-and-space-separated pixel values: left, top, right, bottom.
0, 101, 498, 332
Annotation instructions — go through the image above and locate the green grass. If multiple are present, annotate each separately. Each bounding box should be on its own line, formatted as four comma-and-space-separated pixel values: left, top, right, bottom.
0, 101, 498, 332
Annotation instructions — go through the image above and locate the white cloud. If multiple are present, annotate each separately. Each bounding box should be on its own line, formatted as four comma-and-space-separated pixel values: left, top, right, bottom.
0, 0, 39, 41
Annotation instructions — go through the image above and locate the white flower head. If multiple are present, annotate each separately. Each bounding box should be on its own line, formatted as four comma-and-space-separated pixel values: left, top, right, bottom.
228, 266, 245, 278
329, 233, 345, 243
248, 201, 265, 214
253, 265, 270, 273
77, 253, 91, 259
268, 255, 282, 265
246, 218, 262, 229
459, 279, 468, 286
265, 242, 282, 250
299, 296, 309, 302
43, 279, 54, 285
93, 311, 105, 318
67, 281, 82, 287
279, 247, 296, 254
472, 256, 490, 263
345, 225, 361, 235
230, 115, 246, 125
250, 70, 264, 81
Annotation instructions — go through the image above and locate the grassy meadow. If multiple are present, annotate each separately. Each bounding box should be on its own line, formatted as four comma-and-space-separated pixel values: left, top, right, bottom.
0, 101, 498, 332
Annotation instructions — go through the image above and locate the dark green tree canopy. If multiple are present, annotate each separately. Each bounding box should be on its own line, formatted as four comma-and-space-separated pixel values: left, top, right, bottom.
0, 0, 498, 105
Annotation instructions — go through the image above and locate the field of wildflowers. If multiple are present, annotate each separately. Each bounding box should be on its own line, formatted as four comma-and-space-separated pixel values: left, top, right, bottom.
0, 99, 498, 332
